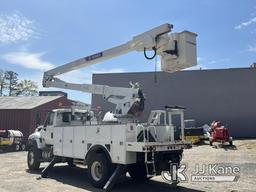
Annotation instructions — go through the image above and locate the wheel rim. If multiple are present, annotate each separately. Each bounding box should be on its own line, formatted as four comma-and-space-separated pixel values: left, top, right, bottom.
29, 151, 34, 165
16, 145, 20, 151
91, 161, 103, 181
22, 145, 26, 150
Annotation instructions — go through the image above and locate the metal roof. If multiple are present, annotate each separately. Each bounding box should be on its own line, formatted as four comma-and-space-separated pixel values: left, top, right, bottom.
0, 96, 62, 109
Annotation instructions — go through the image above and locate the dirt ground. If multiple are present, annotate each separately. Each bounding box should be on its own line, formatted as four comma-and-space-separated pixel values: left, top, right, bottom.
0, 139, 255, 192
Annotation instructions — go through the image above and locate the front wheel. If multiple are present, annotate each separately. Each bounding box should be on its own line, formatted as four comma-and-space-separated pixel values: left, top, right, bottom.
27, 147, 41, 170
87, 154, 112, 188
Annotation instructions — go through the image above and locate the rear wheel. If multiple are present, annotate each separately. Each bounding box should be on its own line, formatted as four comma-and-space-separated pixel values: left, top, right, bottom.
15, 144, 20, 151
87, 154, 112, 188
27, 147, 41, 170
229, 137, 233, 146
209, 137, 213, 146
21, 144, 26, 151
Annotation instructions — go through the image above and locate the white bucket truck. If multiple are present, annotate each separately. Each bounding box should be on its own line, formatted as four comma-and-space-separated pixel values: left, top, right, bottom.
27, 23, 197, 191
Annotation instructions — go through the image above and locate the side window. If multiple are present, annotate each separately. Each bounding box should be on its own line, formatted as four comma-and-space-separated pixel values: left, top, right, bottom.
150, 113, 159, 124
159, 113, 166, 125
62, 112, 71, 123
56, 112, 71, 126
44, 112, 54, 127
70, 112, 88, 126
172, 114, 182, 140
172, 114, 181, 128
149, 112, 166, 125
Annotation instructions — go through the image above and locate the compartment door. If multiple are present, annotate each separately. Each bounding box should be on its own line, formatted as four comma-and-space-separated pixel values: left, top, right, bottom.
73, 126, 86, 159
111, 125, 126, 164
62, 127, 74, 157
53, 127, 63, 156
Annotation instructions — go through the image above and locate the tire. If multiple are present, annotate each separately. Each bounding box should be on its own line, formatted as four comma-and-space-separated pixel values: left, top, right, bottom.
209, 137, 213, 146
128, 163, 149, 181
21, 144, 26, 151
229, 141, 233, 146
87, 153, 112, 188
15, 144, 20, 151
27, 147, 41, 170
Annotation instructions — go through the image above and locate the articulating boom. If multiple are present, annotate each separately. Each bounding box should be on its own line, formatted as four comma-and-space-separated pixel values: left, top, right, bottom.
43, 23, 197, 117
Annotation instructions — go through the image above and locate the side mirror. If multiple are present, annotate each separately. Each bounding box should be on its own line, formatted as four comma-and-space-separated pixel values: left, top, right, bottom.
36, 125, 43, 132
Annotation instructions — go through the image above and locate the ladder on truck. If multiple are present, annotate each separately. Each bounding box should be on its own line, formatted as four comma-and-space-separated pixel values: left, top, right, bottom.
142, 125, 157, 177
145, 150, 156, 177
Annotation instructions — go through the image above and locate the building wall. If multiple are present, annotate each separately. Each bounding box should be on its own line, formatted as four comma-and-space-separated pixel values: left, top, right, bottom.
92, 68, 256, 138
0, 96, 72, 140
0, 109, 31, 140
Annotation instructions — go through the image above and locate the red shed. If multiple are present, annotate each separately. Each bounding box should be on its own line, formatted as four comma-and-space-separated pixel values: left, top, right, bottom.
0, 96, 72, 140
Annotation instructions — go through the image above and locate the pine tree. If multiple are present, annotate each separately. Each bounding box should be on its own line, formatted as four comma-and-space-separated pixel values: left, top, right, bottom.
4, 71, 18, 96
0, 69, 6, 96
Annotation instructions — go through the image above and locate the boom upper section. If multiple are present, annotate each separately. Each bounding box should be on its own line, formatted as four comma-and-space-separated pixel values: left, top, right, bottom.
42, 23, 197, 117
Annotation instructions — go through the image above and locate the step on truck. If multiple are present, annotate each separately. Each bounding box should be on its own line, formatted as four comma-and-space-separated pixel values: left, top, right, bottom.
27, 23, 197, 190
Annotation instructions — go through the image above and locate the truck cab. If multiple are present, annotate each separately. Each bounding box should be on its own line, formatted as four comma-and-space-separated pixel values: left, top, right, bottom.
41, 108, 92, 145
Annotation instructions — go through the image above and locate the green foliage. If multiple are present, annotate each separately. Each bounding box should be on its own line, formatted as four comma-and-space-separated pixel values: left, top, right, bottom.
0, 69, 38, 96
4, 70, 18, 96
0, 69, 6, 96
16, 80, 38, 96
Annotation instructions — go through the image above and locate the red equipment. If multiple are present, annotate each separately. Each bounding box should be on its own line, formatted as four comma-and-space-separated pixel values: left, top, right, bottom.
209, 121, 233, 146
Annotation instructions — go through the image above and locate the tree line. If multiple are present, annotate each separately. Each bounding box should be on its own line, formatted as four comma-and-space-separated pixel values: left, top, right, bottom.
0, 69, 38, 96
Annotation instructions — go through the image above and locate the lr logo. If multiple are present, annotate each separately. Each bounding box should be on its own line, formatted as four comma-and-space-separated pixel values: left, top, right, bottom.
161, 163, 188, 183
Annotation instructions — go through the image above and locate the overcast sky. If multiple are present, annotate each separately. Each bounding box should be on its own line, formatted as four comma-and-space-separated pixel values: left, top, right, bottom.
0, 0, 255, 103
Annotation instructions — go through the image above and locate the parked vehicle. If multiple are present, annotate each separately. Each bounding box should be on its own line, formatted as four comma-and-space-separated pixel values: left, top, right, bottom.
209, 121, 233, 146
0, 129, 26, 152
184, 119, 204, 144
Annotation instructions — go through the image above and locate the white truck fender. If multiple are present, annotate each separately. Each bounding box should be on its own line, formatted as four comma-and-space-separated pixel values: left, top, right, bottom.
27, 131, 46, 149
85, 144, 112, 164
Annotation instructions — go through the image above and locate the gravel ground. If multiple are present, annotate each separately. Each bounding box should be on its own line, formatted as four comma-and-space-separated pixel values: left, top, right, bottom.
0, 139, 255, 192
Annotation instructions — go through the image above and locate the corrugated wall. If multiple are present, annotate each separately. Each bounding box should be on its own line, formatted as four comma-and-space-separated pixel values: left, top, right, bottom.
92, 68, 256, 138
0, 109, 31, 139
